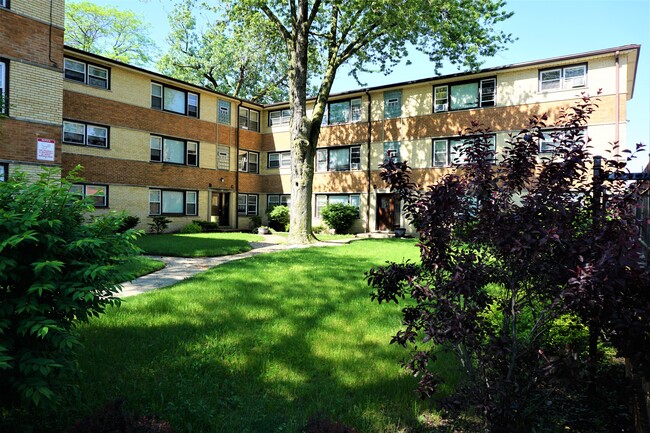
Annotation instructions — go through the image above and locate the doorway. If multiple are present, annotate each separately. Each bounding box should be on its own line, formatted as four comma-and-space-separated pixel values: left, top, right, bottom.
211, 192, 230, 227
376, 194, 396, 231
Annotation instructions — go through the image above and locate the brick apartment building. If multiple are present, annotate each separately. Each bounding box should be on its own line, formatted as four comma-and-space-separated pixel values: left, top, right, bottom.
0, 0, 641, 234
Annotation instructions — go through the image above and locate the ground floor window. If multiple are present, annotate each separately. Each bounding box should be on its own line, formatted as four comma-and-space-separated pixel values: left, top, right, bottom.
433, 134, 495, 167
238, 194, 258, 215
315, 194, 360, 217
149, 189, 198, 216
267, 194, 290, 210
70, 184, 108, 207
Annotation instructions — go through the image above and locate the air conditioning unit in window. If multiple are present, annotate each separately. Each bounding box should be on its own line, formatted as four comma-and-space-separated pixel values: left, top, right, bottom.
566, 77, 585, 88
435, 103, 448, 112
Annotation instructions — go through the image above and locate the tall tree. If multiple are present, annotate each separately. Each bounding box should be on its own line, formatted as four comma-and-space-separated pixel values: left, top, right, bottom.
158, 0, 292, 102
224, 0, 514, 244
65, 1, 158, 66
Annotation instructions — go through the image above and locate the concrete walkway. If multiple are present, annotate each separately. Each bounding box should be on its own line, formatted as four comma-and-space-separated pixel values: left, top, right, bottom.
118, 235, 350, 298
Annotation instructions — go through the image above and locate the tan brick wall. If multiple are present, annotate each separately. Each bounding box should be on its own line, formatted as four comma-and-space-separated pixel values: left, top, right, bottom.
0, 117, 61, 164
11, 62, 63, 125
3, 162, 59, 182
12, 0, 65, 27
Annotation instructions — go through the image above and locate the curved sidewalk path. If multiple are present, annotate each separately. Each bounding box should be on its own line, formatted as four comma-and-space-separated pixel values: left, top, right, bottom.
118, 235, 350, 298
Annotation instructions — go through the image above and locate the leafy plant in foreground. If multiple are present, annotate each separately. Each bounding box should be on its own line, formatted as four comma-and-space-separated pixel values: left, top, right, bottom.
320, 203, 358, 234
367, 94, 649, 432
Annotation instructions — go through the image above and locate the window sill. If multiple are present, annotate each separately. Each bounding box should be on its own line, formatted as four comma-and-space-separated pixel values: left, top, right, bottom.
63, 78, 110, 91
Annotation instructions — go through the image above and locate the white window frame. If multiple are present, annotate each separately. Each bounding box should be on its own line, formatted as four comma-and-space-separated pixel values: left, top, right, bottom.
150, 82, 199, 118
0, 60, 7, 114
316, 145, 362, 172
433, 78, 496, 112
315, 194, 361, 217
239, 107, 260, 132
323, 97, 362, 125
238, 150, 259, 173
268, 151, 291, 168
433, 135, 496, 167
434, 85, 448, 113
269, 108, 291, 126
267, 194, 290, 209
71, 184, 108, 208
150, 135, 198, 166
539, 64, 587, 92
238, 193, 258, 215
149, 189, 198, 216
0, 0, 7, 8
63, 120, 109, 148
0, 163, 7, 182
64, 57, 109, 89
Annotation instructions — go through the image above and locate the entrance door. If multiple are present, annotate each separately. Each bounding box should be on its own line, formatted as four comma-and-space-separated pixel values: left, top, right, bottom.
376, 194, 395, 231
211, 192, 230, 227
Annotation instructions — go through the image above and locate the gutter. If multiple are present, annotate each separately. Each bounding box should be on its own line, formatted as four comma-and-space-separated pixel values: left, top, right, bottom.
365, 89, 372, 233
615, 50, 620, 158
235, 101, 242, 229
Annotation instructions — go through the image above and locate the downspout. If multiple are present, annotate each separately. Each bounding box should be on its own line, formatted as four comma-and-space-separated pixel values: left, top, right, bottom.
365, 89, 372, 233
235, 101, 242, 229
615, 50, 620, 158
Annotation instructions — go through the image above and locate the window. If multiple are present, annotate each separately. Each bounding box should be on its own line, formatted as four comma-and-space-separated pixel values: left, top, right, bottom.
539, 64, 586, 91
238, 194, 258, 215
149, 189, 198, 216
269, 108, 291, 126
0, 163, 7, 182
384, 90, 402, 119
151, 82, 199, 118
383, 142, 400, 163
268, 151, 291, 168
433, 78, 496, 112
537, 128, 584, 154
218, 100, 231, 124
63, 120, 108, 148
433, 135, 496, 167
0, 60, 6, 114
315, 194, 360, 217
238, 150, 259, 173
70, 184, 108, 208
322, 98, 362, 125
64, 58, 109, 89
217, 146, 230, 170
239, 107, 260, 132
0, 0, 7, 8
150, 135, 199, 166
267, 194, 290, 209
316, 145, 361, 172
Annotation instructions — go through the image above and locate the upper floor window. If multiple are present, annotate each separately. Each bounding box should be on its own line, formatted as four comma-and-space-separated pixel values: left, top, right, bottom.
268, 151, 290, 168
0, 0, 7, 8
384, 90, 402, 119
151, 82, 199, 118
70, 184, 108, 208
434, 78, 496, 112
269, 108, 291, 126
0, 60, 6, 114
237, 193, 258, 215
217, 146, 230, 170
433, 135, 496, 167
323, 97, 362, 125
149, 189, 197, 216
238, 150, 259, 173
63, 120, 108, 148
0, 163, 7, 182
316, 145, 361, 172
539, 64, 586, 91
383, 142, 400, 163
218, 100, 231, 124
150, 135, 198, 166
239, 107, 260, 132
64, 58, 109, 89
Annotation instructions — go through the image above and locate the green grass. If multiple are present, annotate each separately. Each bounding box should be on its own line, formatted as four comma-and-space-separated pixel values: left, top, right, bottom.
135, 232, 264, 257
35, 239, 464, 433
114, 256, 166, 282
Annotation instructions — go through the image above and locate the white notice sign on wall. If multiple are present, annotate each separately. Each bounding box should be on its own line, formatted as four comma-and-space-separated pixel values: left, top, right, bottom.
36, 138, 56, 162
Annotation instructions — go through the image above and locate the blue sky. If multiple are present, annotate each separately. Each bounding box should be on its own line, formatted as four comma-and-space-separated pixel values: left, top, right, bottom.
86, 0, 650, 170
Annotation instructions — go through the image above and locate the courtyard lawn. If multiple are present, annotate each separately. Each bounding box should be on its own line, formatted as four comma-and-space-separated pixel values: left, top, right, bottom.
38, 239, 463, 433
114, 256, 166, 282
135, 232, 264, 257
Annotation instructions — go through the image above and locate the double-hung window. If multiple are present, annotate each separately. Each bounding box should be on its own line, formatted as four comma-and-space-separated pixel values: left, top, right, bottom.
267, 194, 290, 209
433, 135, 496, 167
70, 184, 108, 208
384, 90, 402, 119
539, 64, 587, 91
316, 145, 361, 172
239, 107, 260, 132
63, 120, 109, 148
237, 194, 258, 215
269, 108, 291, 126
322, 98, 362, 125
0, 1, 7, 8
434, 78, 496, 112
149, 189, 198, 216
315, 194, 361, 217
0, 163, 7, 182
150, 135, 199, 166
537, 128, 585, 154
0, 60, 6, 114
151, 82, 199, 118
238, 150, 259, 173
268, 151, 291, 168
64, 58, 109, 89
218, 100, 231, 124
383, 142, 400, 163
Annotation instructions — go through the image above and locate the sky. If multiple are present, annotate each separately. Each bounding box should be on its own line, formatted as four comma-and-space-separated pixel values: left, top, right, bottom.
84, 0, 650, 171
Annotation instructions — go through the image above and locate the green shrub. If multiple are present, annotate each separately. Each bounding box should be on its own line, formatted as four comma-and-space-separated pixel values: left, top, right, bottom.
320, 203, 358, 233
116, 214, 140, 233
312, 225, 326, 234
192, 220, 219, 232
249, 215, 262, 231
0, 168, 140, 410
267, 205, 289, 231
148, 216, 171, 234
180, 223, 202, 234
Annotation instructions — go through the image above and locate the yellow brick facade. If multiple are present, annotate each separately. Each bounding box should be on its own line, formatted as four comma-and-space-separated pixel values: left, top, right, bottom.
10, 62, 63, 125
11, 0, 64, 27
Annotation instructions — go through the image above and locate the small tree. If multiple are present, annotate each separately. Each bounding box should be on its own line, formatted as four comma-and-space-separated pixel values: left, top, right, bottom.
267, 205, 290, 231
320, 203, 358, 234
367, 95, 649, 431
0, 168, 140, 410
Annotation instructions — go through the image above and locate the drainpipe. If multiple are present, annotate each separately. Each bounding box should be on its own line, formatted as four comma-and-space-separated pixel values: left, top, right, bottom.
615, 50, 620, 158
365, 89, 372, 233
235, 101, 242, 229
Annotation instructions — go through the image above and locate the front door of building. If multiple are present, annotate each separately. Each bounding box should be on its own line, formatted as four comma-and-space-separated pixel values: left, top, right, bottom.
211, 192, 230, 227
376, 194, 395, 231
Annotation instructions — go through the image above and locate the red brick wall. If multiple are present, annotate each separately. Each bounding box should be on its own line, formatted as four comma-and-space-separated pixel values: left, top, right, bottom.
0, 118, 61, 164
0, 9, 64, 67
